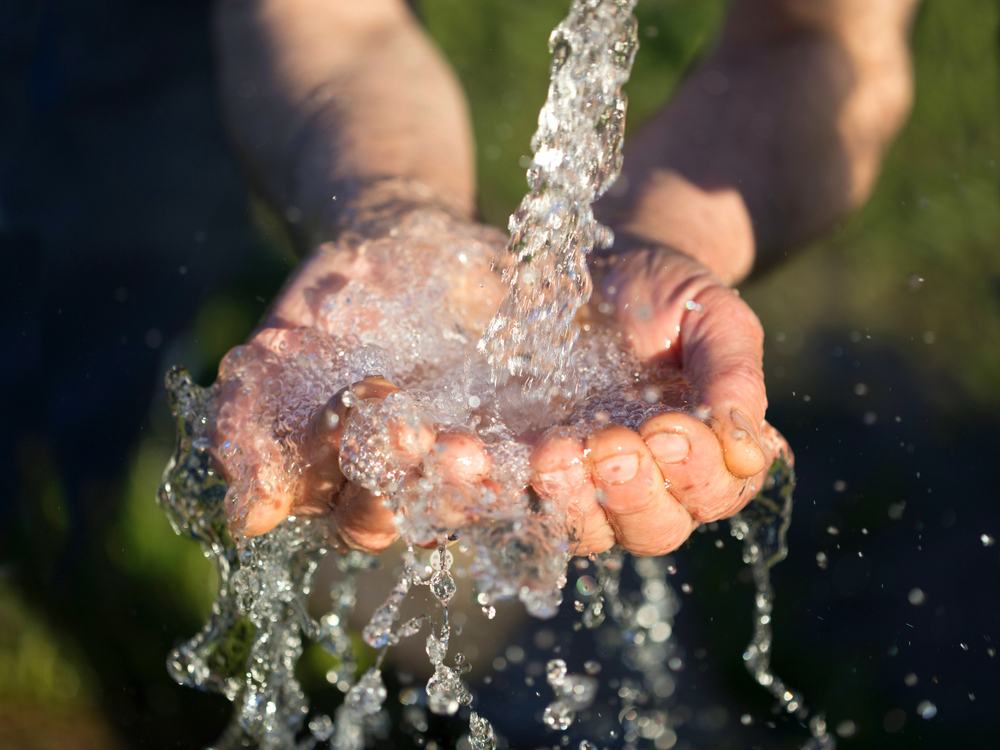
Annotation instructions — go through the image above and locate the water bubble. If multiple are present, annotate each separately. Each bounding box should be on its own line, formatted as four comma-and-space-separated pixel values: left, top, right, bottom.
546, 659, 568, 687
904, 672, 918, 686
506, 645, 526, 664
981, 534, 995, 547
430, 572, 457, 605
309, 714, 334, 741
835, 719, 857, 738
917, 700, 937, 719
650, 622, 672, 642
908, 588, 926, 605
543, 702, 575, 731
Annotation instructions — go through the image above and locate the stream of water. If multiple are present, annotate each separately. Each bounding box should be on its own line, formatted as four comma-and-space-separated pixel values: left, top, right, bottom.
158, 2, 833, 748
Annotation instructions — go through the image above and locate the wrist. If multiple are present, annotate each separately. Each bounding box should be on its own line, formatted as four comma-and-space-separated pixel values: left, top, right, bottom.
597, 170, 755, 286
263, 202, 504, 331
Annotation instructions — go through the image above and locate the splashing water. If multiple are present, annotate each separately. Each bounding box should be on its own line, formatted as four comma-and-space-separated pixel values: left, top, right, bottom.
158, 1, 831, 748
479, 0, 637, 395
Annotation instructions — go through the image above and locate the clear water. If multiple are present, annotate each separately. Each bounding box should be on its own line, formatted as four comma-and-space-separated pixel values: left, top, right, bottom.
158, 1, 832, 748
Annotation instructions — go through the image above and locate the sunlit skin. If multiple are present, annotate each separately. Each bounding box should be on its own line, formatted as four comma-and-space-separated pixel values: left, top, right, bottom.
210, 0, 918, 556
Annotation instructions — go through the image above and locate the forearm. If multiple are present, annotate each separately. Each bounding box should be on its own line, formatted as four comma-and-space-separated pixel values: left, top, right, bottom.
597, 0, 918, 284
214, 0, 476, 247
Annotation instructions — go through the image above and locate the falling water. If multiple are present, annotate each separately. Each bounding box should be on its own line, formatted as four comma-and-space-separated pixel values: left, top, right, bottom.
479, 0, 636, 395
158, 1, 832, 748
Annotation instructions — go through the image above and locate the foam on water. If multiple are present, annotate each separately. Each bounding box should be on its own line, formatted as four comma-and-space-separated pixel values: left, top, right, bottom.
158, 1, 832, 748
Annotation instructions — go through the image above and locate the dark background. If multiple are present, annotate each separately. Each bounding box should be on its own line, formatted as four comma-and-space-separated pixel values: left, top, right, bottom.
1, 0, 998, 748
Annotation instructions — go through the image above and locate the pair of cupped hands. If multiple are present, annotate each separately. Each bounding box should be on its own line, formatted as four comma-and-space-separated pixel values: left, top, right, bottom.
209, 204, 788, 558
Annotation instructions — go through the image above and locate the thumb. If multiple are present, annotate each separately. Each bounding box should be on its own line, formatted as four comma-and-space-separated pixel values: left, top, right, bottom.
679, 283, 768, 478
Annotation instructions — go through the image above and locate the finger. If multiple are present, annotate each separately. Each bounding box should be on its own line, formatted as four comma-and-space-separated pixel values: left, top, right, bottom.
530, 431, 616, 555
349, 375, 400, 402
229, 475, 296, 538
586, 425, 696, 557
430, 432, 491, 485
679, 284, 768, 478
744, 420, 794, 502
331, 483, 399, 553
638, 410, 748, 523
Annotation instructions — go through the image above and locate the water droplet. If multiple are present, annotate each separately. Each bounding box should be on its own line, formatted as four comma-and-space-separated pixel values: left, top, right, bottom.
917, 700, 937, 719
469, 711, 497, 750
543, 701, 575, 730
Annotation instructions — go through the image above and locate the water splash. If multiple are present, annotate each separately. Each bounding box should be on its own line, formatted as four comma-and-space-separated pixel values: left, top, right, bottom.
160, 368, 368, 750
479, 0, 638, 395
156, 2, 831, 748
731, 458, 836, 750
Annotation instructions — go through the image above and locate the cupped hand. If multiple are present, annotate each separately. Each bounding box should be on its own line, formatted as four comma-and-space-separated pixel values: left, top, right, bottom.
530, 245, 791, 557
207, 212, 506, 552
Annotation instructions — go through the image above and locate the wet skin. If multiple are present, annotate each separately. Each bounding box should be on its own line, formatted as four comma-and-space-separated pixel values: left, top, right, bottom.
210, 224, 788, 557
211, 0, 917, 555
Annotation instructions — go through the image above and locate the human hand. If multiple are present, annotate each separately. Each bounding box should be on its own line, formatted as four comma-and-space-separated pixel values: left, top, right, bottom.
207, 210, 507, 551
529, 244, 790, 557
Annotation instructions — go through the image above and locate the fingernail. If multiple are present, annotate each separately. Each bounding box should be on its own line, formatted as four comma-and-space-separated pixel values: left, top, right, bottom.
730, 409, 761, 445
646, 432, 690, 464
537, 466, 587, 493
594, 453, 640, 485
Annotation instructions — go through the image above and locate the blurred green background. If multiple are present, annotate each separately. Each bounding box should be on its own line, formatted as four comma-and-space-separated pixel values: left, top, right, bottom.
3, 0, 999, 748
